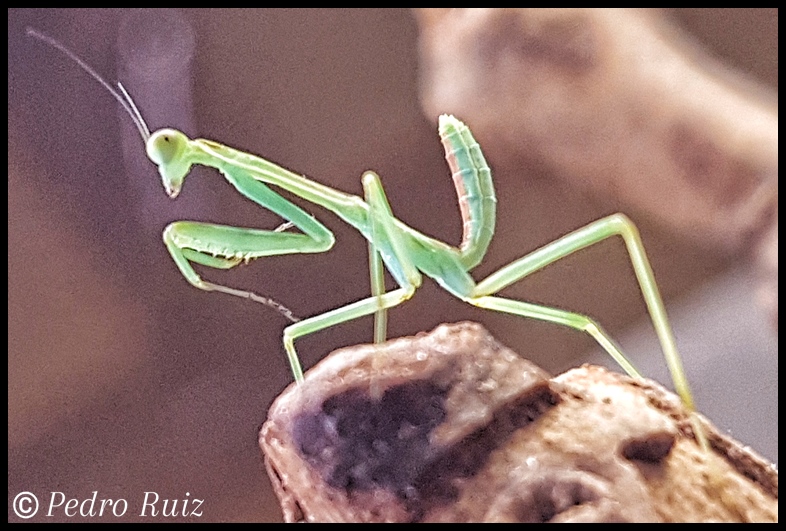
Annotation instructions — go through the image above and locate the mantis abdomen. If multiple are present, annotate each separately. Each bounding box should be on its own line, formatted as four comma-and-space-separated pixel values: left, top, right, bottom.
439, 117, 497, 270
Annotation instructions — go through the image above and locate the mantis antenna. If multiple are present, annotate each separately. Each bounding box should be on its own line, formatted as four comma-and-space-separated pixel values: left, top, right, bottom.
26, 27, 151, 143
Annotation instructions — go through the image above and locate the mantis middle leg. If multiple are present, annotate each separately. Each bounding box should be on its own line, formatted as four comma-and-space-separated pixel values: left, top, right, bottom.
283, 172, 423, 383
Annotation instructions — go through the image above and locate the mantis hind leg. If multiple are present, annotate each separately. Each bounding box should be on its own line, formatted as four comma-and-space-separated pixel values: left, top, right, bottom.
465, 214, 696, 415
465, 213, 711, 453
471, 297, 641, 378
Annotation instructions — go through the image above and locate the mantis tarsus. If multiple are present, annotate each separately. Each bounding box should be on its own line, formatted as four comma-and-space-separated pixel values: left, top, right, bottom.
28, 28, 705, 447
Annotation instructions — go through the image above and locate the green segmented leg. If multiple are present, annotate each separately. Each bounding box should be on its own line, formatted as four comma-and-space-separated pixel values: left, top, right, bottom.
465, 214, 693, 412
283, 172, 421, 383
367, 180, 388, 345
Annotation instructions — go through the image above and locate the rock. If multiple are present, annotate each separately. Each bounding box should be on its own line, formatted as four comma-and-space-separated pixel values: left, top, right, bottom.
259, 322, 777, 522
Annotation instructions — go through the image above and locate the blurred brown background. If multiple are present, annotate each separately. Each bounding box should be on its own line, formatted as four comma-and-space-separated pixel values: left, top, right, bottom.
8, 9, 777, 522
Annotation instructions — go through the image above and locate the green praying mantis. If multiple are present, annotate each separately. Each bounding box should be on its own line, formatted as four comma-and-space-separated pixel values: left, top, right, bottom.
28, 29, 705, 446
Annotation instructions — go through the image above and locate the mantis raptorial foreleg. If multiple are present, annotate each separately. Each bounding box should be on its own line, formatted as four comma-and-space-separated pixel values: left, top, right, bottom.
162, 162, 335, 325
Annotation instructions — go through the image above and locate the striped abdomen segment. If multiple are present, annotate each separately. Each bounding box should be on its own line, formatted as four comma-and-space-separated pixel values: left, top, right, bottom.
438, 115, 497, 269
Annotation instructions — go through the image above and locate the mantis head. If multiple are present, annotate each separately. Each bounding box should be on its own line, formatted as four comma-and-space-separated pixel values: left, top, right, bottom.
146, 129, 193, 199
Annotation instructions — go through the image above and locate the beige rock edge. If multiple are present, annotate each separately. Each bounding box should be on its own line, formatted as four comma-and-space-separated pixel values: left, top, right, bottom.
260, 322, 777, 522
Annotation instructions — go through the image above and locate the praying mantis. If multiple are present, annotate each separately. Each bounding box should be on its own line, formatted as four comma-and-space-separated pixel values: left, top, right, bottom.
26, 28, 702, 438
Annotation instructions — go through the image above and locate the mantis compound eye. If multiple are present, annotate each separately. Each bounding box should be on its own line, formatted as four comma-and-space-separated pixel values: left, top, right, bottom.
146, 129, 192, 198
147, 128, 187, 166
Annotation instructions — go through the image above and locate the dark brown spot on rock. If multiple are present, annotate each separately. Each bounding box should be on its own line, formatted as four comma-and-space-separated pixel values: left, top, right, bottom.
292, 377, 558, 519
620, 430, 675, 463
